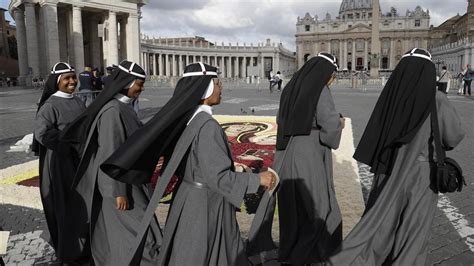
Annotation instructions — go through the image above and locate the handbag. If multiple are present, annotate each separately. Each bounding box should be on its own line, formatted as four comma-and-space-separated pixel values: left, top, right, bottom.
431, 103, 466, 193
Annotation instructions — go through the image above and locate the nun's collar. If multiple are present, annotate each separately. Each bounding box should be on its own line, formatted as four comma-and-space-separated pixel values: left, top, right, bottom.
114, 93, 133, 104
52, 90, 74, 99
187, 105, 213, 125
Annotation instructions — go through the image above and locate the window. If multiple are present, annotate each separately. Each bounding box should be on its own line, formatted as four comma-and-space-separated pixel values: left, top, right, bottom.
348, 25, 352, 28
305, 25, 310, 32
415, 20, 421, 27
398, 22, 402, 28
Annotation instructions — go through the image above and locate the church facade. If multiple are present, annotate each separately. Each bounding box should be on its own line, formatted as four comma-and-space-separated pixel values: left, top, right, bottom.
295, 0, 430, 71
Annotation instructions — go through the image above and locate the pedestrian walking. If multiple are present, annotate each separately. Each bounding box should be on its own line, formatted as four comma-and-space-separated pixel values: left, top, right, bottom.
78, 66, 94, 106
61, 61, 161, 265
100, 62, 278, 265
272, 53, 344, 264
33, 62, 87, 263
329, 48, 465, 265
437, 66, 450, 93
462, 64, 473, 96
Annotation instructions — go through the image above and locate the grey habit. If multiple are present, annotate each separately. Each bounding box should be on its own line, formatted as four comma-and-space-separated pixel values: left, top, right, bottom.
34, 94, 86, 260
275, 86, 343, 264
74, 98, 160, 265
157, 111, 261, 266
329, 91, 465, 265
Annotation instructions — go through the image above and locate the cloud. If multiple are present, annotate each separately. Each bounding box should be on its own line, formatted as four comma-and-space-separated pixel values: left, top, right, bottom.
140, 0, 468, 51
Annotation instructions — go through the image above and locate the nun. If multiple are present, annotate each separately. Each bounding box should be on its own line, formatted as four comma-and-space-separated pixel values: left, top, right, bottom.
329, 48, 465, 265
100, 62, 277, 265
275, 52, 345, 264
33, 62, 87, 262
61, 60, 160, 265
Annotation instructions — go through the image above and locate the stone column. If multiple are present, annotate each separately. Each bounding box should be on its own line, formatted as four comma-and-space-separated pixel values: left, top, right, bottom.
120, 18, 127, 61
275, 54, 280, 72
339, 41, 343, 66
179, 55, 183, 75
72, 5, 85, 72
152, 53, 157, 76
352, 40, 356, 70
165, 54, 170, 77
364, 39, 369, 70
126, 13, 140, 63
158, 54, 163, 76
328, 40, 332, 54
42, 3, 60, 71
24, 3, 40, 77
241, 57, 247, 78
89, 17, 101, 69
370, 0, 381, 77
343, 40, 348, 69
389, 39, 396, 69
227, 57, 232, 78
14, 8, 28, 83
220, 57, 225, 76
233, 57, 239, 78
108, 11, 119, 66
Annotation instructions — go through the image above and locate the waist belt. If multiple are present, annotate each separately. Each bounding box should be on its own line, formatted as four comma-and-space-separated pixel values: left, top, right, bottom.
183, 179, 208, 189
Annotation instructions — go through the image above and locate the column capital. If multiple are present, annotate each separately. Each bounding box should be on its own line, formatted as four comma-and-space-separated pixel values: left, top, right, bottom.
23, 2, 36, 8
72, 5, 83, 10
39, 0, 59, 7
13, 7, 24, 17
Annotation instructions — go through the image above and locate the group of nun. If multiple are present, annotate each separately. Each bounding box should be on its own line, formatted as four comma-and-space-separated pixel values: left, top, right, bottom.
34, 47, 464, 266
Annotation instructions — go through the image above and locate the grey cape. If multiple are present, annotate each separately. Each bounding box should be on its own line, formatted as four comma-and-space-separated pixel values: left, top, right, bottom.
275, 86, 344, 264
34, 95, 86, 260
329, 91, 465, 265
73, 98, 161, 265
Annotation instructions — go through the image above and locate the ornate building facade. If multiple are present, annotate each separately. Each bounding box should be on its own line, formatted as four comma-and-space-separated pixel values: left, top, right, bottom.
140, 36, 296, 79
9, 0, 146, 84
429, 0, 474, 74
295, 0, 430, 71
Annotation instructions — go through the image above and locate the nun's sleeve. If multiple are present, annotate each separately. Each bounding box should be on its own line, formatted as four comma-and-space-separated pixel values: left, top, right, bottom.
96, 107, 128, 198
195, 120, 261, 208
436, 91, 465, 149
316, 86, 343, 150
34, 102, 61, 151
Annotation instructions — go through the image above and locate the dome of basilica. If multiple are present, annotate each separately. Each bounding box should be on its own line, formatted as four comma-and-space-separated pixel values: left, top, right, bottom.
339, 0, 372, 14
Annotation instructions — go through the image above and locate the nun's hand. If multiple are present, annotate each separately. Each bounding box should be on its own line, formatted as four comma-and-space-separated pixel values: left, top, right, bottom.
340, 117, 346, 129
116, 196, 129, 211
259, 171, 276, 191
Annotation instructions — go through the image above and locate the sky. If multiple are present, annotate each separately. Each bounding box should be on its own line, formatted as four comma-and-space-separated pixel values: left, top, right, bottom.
1, 0, 469, 51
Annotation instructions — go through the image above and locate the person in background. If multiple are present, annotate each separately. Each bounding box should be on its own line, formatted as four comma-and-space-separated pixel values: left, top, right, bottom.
78, 66, 94, 106
462, 64, 473, 96
437, 66, 450, 94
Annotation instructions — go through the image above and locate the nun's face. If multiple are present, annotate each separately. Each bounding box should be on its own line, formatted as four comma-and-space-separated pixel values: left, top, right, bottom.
327, 73, 336, 86
206, 78, 222, 106
127, 79, 145, 98
58, 73, 77, 94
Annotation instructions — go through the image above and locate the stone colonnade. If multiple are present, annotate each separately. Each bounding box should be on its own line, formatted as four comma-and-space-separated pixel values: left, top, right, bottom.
139, 39, 296, 78
12, 1, 141, 84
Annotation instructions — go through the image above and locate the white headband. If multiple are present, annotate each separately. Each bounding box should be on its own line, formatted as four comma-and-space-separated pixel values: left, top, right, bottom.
182, 62, 218, 77
317, 53, 339, 70
51, 62, 75, 74
401, 48, 432, 61
118, 62, 146, 78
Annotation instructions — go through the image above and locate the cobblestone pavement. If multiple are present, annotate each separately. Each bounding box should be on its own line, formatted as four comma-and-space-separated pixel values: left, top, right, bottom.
1, 85, 473, 265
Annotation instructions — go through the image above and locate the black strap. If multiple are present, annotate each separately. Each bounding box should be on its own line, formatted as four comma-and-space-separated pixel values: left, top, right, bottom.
438, 71, 447, 82
431, 102, 445, 165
